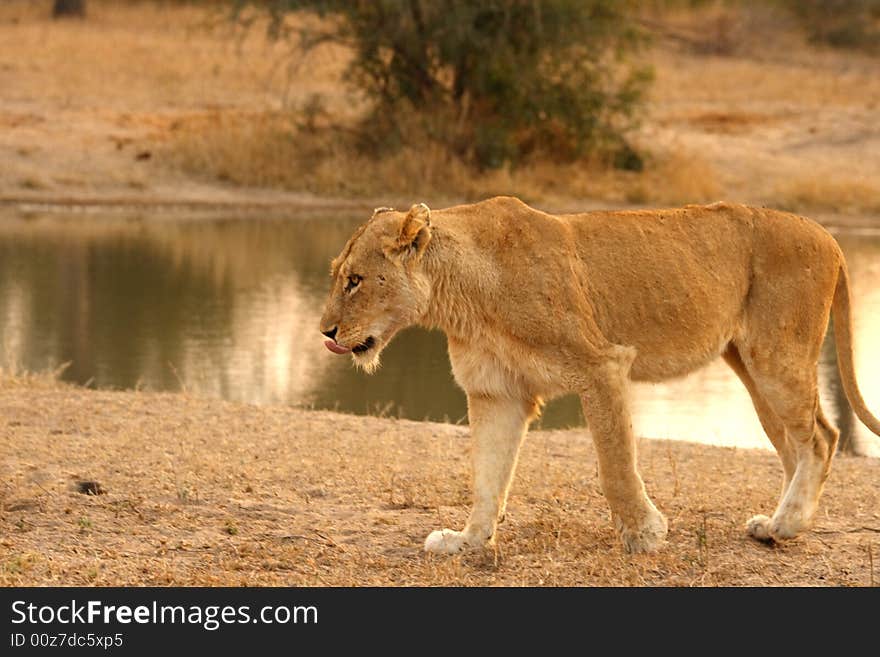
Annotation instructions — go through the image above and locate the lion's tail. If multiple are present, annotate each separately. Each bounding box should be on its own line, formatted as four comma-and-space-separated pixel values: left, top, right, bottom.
831, 263, 880, 437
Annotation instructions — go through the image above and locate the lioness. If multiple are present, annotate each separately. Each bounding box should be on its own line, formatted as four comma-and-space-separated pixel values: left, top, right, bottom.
319, 196, 880, 554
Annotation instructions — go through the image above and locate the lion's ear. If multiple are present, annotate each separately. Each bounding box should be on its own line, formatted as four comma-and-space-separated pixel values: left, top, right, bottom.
385, 203, 432, 260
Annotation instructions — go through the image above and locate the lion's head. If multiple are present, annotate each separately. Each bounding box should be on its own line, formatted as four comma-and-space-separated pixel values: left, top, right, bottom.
319, 203, 433, 372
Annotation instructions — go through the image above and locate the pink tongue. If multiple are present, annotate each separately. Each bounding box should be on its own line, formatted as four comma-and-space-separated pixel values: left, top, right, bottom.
325, 340, 351, 355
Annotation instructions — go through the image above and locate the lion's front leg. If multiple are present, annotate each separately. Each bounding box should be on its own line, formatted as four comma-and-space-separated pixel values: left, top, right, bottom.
424, 395, 536, 555
581, 361, 668, 554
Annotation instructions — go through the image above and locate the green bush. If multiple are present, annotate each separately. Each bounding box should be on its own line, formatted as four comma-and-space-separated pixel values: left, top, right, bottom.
235, 0, 651, 170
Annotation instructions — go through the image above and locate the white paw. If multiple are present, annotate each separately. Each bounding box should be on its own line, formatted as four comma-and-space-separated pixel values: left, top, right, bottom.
769, 512, 807, 540
746, 514, 774, 542
747, 513, 805, 543
424, 529, 470, 554
615, 509, 668, 554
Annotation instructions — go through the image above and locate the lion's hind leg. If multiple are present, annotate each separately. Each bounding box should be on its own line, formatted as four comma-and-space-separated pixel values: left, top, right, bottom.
733, 224, 843, 542
732, 343, 839, 543
723, 345, 796, 497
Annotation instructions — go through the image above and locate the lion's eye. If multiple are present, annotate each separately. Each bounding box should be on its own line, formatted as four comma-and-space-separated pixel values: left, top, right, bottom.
344, 275, 362, 293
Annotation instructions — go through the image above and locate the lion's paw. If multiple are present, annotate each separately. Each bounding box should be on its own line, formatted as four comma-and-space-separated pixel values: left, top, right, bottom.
616, 510, 668, 554
769, 514, 805, 541
746, 514, 774, 542
747, 513, 805, 543
424, 529, 471, 555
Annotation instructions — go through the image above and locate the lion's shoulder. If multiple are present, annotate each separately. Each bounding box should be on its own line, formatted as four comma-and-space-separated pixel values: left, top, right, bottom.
440, 195, 534, 217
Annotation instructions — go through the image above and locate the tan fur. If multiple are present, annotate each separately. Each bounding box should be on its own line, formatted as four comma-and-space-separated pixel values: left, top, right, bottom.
320, 196, 880, 553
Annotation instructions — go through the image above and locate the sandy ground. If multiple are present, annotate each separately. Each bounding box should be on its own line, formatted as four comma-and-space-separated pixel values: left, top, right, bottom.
2, 375, 878, 587
0, 2, 356, 210
646, 52, 880, 207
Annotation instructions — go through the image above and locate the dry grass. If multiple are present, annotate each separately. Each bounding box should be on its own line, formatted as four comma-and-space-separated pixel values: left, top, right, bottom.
0, 0, 351, 201
1, 0, 879, 214
0, 0, 346, 112
0, 366, 68, 392
775, 177, 880, 216
2, 374, 878, 587
156, 0, 879, 213
165, 109, 723, 207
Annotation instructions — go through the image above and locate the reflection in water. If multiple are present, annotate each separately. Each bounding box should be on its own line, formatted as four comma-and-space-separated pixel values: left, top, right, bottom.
0, 213, 878, 455
826, 232, 880, 456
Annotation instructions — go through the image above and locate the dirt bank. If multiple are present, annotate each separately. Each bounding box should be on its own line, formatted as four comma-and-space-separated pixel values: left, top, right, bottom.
1, 375, 877, 586
2, 1, 879, 217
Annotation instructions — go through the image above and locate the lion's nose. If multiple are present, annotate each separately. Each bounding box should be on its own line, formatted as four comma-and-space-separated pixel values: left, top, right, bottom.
321, 326, 338, 341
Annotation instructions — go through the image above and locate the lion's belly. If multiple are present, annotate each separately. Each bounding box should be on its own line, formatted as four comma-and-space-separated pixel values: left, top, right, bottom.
627, 328, 737, 382
599, 280, 747, 383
